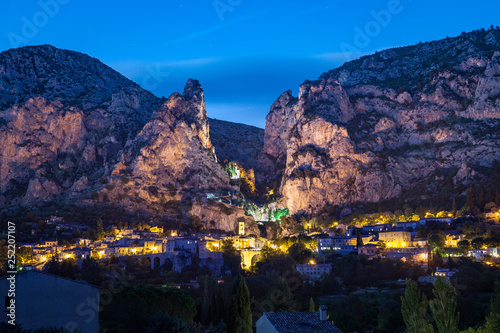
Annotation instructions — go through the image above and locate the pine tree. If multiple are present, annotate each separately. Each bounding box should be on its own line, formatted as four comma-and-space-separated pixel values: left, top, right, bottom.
429, 277, 459, 333
229, 274, 252, 333
309, 297, 315, 312
401, 279, 434, 333
484, 281, 500, 333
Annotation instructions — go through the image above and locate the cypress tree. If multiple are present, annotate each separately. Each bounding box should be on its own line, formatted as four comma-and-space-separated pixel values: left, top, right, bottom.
309, 297, 315, 312
478, 189, 486, 212
213, 286, 226, 325
452, 198, 457, 216
229, 274, 252, 333
484, 281, 500, 333
96, 218, 105, 241
356, 231, 364, 248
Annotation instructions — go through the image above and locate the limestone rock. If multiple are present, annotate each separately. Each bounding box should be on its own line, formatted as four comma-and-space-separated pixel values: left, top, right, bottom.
258, 28, 500, 214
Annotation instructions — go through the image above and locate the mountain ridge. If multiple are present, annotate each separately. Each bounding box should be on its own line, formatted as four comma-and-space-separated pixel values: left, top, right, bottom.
0, 45, 259, 232
257, 27, 500, 215
1, 28, 499, 224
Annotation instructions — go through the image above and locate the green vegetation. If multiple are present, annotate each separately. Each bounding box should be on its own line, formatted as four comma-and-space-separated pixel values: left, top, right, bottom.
100, 284, 197, 332
430, 277, 460, 333
401, 280, 434, 333
224, 161, 239, 178
229, 274, 252, 333
272, 207, 289, 222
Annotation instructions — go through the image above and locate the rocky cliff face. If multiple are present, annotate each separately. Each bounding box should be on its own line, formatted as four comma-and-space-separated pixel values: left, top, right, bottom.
260, 28, 500, 215
3, 29, 500, 223
0, 45, 161, 208
209, 118, 264, 170
0, 46, 248, 232
109, 79, 229, 195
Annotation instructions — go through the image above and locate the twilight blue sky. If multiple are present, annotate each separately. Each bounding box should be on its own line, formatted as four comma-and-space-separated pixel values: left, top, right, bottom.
1, 0, 499, 128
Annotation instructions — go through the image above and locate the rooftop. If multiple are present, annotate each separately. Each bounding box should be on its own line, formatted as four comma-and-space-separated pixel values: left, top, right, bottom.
261, 312, 343, 333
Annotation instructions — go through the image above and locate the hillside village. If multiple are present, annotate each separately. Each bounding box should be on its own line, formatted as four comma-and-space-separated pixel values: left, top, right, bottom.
12, 207, 500, 285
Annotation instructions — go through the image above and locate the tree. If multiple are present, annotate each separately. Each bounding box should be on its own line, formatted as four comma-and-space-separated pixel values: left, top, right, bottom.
96, 218, 105, 241
484, 281, 500, 333
457, 240, 470, 252
377, 240, 387, 251
211, 286, 226, 326
335, 228, 345, 236
404, 207, 414, 217
416, 206, 427, 218
429, 277, 459, 333
221, 239, 240, 275
356, 231, 364, 248
428, 230, 446, 250
478, 189, 486, 213
288, 242, 312, 264
268, 277, 300, 312
207, 321, 228, 333
72, 229, 82, 238
485, 202, 498, 212
401, 279, 434, 333
81, 257, 104, 286
199, 275, 217, 325
44, 256, 61, 276
101, 285, 196, 331
471, 237, 485, 250
309, 297, 315, 312
377, 299, 405, 332
452, 198, 457, 216
229, 274, 252, 333
45, 257, 78, 279
467, 185, 478, 215
145, 311, 189, 333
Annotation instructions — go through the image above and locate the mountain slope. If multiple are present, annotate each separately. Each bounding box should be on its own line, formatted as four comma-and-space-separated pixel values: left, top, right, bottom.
209, 118, 264, 170
0, 46, 259, 232
0, 45, 161, 207
258, 28, 500, 215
